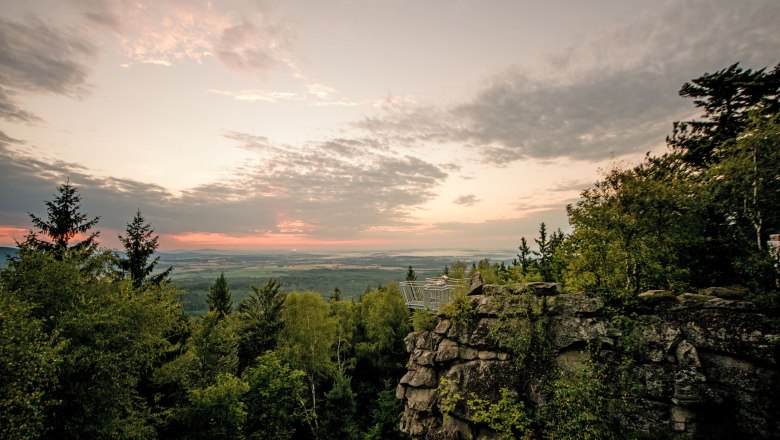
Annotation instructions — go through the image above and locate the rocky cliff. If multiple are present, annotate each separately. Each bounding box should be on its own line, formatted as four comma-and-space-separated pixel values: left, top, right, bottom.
396, 278, 780, 439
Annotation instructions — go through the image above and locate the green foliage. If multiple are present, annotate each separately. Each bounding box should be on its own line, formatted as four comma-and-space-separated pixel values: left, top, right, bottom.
330, 298, 357, 370
207, 272, 232, 318
117, 209, 171, 289
565, 157, 704, 299
22, 182, 100, 260
355, 284, 410, 362
668, 62, 779, 168
517, 237, 532, 276
440, 286, 476, 330
448, 260, 468, 279
405, 265, 417, 281
542, 361, 614, 440
611, 314, 647, 361
242, 351, 307, 440
237, 278, 285, 371
180, 373, 249, 440
533, 223, 566, 283
187, 311, 239, 388
279, 291, 337, 381
708, 112, 780, 289
320, 372, 359, 440
364, 382, 409, 440
2, 250, 186, 439
468, 388, 532, 440
437, 377, 463, 417
411, 308, 436, 332
437, 379, 531, 440
0, 291, 61, 440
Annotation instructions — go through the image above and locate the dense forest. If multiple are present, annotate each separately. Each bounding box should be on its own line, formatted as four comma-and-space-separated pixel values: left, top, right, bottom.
1, 62, 779, 439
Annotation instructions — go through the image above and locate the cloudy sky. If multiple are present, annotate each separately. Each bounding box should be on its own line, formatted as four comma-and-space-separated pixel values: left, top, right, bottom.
1, 0, 778, 252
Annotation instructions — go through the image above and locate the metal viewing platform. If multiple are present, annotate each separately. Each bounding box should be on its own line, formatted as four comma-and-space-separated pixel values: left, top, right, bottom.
399, 277, 462, 311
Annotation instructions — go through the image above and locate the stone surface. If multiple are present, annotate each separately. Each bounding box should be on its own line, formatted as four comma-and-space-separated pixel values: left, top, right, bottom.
396, 288, 780, 440
466, 272, 484, 295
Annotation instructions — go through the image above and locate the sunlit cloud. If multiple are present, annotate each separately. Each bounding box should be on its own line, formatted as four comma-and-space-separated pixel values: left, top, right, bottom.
209, 83, 360, 106
74, 0, 297, 75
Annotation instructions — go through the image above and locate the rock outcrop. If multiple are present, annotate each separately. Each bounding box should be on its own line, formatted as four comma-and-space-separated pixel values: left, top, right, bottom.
397, 282, 780, 439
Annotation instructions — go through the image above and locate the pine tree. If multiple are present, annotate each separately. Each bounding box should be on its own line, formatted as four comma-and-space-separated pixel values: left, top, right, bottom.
117, 209, 171, 288
207, 272, 232, 317
330, 287, 343, 303
405, 265, 417, 281
23, 181, 100, 259
517, 237, 532, 276
237, 278, 285, 371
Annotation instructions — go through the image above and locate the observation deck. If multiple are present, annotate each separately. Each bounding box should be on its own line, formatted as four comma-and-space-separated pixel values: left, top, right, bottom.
399, 276, 462, 311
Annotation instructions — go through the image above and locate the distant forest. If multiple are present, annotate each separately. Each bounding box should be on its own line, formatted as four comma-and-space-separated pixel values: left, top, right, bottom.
1, 62, 778, 439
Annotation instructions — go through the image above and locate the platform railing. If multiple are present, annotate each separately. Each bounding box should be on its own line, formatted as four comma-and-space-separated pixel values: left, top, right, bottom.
399, 277, 462, 311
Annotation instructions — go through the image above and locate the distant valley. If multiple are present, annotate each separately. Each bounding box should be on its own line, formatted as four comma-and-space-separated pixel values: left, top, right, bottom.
1, 247, 515, 314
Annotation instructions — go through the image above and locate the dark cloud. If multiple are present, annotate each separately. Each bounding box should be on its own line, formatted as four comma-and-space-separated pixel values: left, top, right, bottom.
453, 194, 479, 206
355, 0, 780, 163
0, 133, 450, 243
0, 87, 41, 123
0, 15, 95, 122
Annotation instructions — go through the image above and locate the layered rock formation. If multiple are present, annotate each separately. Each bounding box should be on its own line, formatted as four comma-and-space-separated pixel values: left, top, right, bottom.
396, 278, 780, 439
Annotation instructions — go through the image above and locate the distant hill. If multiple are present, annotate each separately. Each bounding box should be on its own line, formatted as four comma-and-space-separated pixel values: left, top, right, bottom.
0, 247, 18, 268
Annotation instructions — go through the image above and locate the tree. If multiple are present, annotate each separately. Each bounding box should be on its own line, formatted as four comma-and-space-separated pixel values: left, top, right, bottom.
207, 272, 232, 318
329, 287, 342, 303
117, 209, 171, 289
179, 374, 248, 440
237, 278, 285, 372
565, 158, 704, 297
405, 265, 417, 281
364, 382, 408, 440
665, 62, 780, 289
187, 311, 239, 388
532, 223, 565, 282
242, 351, 308, 440
517, 237, 532, 276
2, 248, 186, 439
668, 62, 780, 167
23, 182, 99, 259
277, 291, 337, 438
707, 112, 780, 288
320, 372, 359, 440
0, 290, 61, 440
352, 284, 410, 428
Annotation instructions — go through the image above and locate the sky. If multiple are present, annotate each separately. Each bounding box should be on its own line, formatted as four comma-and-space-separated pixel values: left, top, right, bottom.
1, 0, 778, 252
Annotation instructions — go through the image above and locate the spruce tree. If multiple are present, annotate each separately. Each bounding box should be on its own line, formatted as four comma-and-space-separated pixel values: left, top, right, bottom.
237, 278, 285, 371
117, 209, 171, 288
207, 272, 232, 317
517, 237, 532, 276
405, 265, 417, 281
24, 181, 100, 259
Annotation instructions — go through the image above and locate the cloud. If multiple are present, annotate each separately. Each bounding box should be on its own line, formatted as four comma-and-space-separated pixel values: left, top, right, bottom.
0, 87, 40, 123
210, 83, 360, 106
354, 0, 780, 163
0, 132, 450, 247
0, 15, 96, 122
72, 0, 298, 75
216, 18, 296, 74
453, 194, 479, 206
